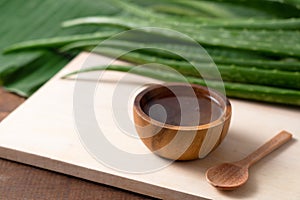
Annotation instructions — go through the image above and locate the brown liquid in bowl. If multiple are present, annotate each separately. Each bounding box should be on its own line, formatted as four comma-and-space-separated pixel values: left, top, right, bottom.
143, 95, 223, 127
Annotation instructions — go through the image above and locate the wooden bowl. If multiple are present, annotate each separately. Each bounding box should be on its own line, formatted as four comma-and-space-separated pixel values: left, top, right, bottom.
133, 83, 231, 161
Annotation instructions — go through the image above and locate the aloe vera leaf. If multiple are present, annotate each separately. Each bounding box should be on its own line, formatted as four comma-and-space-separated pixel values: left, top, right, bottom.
110, 0, 168, 20
62, 39, 300, 71
63, 14, 300, 30
79, 0, 300, 30
63, 64, 300, 106
116, 0, 300, 22
62, 17, 142, 29
169, 0, 256, 18
60, 40, 103, 52
90, 47, 300, 89
62, 39, 269, 60
150, 0, 254, 18
285, 0, 300, 8
211, 57, 300, 71
62, 39, 267, 60
149, 4, 204, 17
3, 31, 120, 53
131, 1, 207, 17
62, 16, 300, 57
114, 0, 299, 21
174, 0, 300, 18
119, 10, 300, 30
269, 0, 300, 9
186, 29, 300, 57
167, 18, 300, 30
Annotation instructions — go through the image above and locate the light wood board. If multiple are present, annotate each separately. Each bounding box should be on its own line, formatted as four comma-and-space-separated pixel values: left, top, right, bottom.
0, 52, 299, 200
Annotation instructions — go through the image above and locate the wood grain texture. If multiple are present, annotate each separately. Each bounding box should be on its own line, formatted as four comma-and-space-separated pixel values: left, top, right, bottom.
0, 88, 154, 199
0, 158, 154, 200
0, 88, 25, 122
206, 163, 248, 190
206, 131, 293, 190
235, 131, 293, 168
0, 53, 299, 199
133, 83, 231, 161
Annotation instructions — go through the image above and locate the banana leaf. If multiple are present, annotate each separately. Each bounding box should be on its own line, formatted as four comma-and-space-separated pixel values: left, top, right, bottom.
0, 0, 119, 96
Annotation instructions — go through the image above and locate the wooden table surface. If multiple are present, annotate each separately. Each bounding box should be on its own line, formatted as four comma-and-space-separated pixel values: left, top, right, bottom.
0, 87, 155, 200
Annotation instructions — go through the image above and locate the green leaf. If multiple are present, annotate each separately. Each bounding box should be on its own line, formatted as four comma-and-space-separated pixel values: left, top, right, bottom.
64, 64, 300, 106
0, 0, 119, 96
4, 51, 68, 97
4, 31, 121, 53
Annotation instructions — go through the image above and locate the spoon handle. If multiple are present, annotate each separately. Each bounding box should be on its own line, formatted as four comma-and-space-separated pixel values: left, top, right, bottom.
235, 131, 292, 168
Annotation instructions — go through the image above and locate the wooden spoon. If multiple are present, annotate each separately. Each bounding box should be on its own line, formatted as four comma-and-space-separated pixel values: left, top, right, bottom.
206, 131, 292, 190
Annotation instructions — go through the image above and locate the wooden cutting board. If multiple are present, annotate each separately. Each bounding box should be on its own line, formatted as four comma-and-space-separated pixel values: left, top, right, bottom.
0, 52, 299, 200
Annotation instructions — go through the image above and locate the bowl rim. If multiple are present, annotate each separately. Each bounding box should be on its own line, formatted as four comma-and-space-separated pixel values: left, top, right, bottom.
134, 82, 231, 131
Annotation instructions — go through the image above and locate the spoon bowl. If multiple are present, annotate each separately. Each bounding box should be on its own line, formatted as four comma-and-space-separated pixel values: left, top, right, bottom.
206, 163, 248, 190
206, 131, 292, 190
